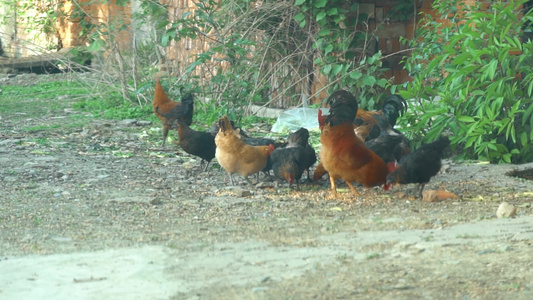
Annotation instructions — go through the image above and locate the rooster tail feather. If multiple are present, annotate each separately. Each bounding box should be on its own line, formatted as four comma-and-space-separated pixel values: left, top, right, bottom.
382, 94, 407, 127
154, 79, 172, 104
326, 90, 358, 126
430, 136, 451, 152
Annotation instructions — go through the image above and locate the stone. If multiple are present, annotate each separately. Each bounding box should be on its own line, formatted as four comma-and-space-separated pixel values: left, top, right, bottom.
422, 190, 439, 202
496, 202, 516, 218
119, 119, 138, 126
234, 188, 251, 197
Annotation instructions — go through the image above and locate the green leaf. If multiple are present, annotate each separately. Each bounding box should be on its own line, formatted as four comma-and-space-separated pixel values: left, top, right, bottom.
294, 13, 305, 22
327, 8, 338, 16
502, 153, 511, 163
332, 64, 343, 76
295, 0, 306, 5
316, 12, 326, 22
314, 0, 328, 9
362, 75, 376, 86
376, 78, 388, 88
457, 116, 475, 123
349, 71, 362, 79
318, 28, 331, 36
87, 39, 105, 52
324, 44, 333, 55
161, 34, 170, 47
485, 60, 498, 81
314, 57, 322, 64
323, 64, 332, 75
520, 132, 528, 147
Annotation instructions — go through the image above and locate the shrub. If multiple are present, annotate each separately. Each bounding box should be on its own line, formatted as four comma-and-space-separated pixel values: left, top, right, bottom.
399, 0, 533, 163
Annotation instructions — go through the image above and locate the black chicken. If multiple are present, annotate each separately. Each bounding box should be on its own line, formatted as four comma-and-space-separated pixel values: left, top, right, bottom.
287, 127, 316, 181
386, 136, 450, 197
177, 120, 216, 172
270, 145, 307, 189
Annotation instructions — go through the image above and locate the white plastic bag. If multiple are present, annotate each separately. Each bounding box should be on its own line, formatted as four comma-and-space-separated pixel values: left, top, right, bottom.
271, 107, 329, 133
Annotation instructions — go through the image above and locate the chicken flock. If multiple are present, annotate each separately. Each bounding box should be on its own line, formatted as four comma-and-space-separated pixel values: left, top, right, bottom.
152, 79, 450, 200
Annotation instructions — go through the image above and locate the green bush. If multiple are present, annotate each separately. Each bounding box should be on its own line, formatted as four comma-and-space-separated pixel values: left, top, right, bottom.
399, 0, 533, 163
294, 0, 392, 109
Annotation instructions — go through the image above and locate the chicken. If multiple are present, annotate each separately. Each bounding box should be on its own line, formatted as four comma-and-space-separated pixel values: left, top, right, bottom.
152, 79, 194, 147
210, 119, 286, 178
353, 94, 407, 141
365, 134, 405, 165
364, 114, 411, 164
270, 145, 307, 189
319, 90, 393, 198
313, 110, 409, 182
287, 127, 316, 180
386, 136, 450, 198
312, 162, 327, 182
215, 116, 275, 185
209, 119, 285, 148
176, 120, 216, 172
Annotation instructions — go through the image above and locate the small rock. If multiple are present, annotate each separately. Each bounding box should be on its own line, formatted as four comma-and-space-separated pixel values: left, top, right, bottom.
437, 190, 458, 200
422, 190, 439, 202
150, 198, 162, 205
496, 202, 516, 218
394, 191, 407, 199
137, 120, 152, 126
234, 188, 251, 197
119, 119, 138, 126
252, 286, 269, 293
422, 190, 458, 202
256, 181, 275, 188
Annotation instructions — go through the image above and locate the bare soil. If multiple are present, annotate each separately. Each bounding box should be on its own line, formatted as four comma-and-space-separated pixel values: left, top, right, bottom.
1, 73, 532, 300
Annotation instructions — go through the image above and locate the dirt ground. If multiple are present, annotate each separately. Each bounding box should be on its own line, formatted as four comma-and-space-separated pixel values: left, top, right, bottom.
1, 73, 532, 300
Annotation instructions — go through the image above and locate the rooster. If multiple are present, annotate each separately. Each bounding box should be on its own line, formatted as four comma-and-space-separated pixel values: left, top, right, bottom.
215, 116, 275, 185
353, 94, 407, 141
386, 136, 450, 197
319, 90, 394, 198
364, 114, 411, 164
152, 79, 194, 147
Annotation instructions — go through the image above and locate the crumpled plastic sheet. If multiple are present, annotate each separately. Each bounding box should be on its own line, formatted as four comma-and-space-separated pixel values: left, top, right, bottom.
271, 107, 329, 133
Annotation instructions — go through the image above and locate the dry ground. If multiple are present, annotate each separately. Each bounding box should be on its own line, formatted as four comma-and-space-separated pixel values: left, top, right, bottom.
0, 73, 532, 299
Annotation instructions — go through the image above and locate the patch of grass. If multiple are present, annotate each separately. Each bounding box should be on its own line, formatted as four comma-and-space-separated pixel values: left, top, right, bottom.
33, 217, 42, 226
501, 282, 521, 290
24, 124, 61, 132
422, 235, 434, 242
365, 252, 381, 259
112, 151, 134, 158
30, 150, 53, 155
371, 216, 383, 223
74, 96, 154, 120
456, 234, 481, 239
31, 138, 50, 146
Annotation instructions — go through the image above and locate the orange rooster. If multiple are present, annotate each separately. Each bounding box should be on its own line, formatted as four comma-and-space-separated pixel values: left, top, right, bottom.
353, 94, 407, 141
215, 116, 275, 185
152, 79, 194, 147
319, 90, 394, 198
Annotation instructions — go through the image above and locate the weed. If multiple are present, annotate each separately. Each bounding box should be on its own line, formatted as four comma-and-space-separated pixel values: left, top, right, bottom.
456, 234, 481, 239
365, 252, 381, 259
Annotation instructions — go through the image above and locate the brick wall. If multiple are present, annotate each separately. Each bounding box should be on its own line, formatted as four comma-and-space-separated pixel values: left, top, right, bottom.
57, 0, 132, 50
